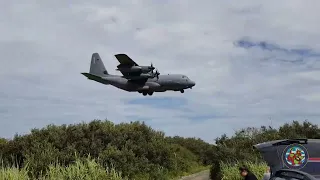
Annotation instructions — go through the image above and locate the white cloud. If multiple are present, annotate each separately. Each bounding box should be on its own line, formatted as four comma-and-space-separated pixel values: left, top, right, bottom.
1, 1, 320, 143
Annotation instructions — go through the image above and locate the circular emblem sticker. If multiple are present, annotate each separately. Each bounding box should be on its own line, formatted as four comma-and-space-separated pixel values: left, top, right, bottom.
282, 144, 309, 169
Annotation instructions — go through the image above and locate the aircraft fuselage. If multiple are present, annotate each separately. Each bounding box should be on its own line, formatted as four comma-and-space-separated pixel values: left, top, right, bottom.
83, 73, 195, 95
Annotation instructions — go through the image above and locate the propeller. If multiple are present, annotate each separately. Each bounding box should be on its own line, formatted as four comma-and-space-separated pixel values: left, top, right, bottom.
155, 69, 160, 79
150, 62, 155, 73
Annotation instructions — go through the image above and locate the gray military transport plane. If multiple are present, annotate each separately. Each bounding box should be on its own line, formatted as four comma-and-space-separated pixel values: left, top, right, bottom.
81, 53, 195, 96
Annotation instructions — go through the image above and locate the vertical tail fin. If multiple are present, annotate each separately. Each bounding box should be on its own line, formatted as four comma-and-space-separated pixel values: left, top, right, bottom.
89, 53, 108, 76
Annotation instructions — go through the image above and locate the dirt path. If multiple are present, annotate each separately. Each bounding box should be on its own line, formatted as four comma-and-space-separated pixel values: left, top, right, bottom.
178, 170, 210, 180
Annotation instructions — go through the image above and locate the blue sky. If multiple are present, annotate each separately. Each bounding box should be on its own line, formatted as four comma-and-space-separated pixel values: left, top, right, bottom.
1, 1, 320, 143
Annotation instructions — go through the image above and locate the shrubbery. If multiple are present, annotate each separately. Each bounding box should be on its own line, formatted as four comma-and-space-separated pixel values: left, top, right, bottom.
219, 161, 268, 180
0, 120, 211, 179
0, 119, 319, 179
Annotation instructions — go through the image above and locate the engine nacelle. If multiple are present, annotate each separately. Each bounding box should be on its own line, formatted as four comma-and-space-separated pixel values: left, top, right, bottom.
139, 73, 153, 78
116, 66, 142, 72
116, 66, 154, 73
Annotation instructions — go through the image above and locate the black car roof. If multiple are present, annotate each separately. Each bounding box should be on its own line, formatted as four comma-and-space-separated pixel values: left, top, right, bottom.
253, 139, 320, 149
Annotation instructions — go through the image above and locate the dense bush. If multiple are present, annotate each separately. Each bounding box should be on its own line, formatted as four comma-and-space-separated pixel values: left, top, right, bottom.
220, 161, 268, 180
1, 119, 318, 180
165, 136, 216, 165
210, 120, 320, 180
0, 120, 211, 180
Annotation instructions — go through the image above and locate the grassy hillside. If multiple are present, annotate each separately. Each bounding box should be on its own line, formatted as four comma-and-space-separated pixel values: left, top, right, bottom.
0, 119, 319, 180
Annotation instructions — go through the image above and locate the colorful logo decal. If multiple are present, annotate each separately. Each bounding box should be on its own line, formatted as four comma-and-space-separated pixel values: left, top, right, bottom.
282, 144, 309, 169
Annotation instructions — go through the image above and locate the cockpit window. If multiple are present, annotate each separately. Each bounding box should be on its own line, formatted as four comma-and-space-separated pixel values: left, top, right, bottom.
182, 75, 190, 80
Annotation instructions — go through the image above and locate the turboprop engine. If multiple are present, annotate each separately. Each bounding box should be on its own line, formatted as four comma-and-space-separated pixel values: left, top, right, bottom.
116, 63, 155, 73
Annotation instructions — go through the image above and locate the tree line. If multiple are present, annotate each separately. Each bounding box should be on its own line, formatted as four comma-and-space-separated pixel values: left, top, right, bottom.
0, 119, 319, 179
0, 120, 213, 179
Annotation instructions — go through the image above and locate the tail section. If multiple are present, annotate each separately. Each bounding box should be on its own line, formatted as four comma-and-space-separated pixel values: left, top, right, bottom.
89, 53, 108, 76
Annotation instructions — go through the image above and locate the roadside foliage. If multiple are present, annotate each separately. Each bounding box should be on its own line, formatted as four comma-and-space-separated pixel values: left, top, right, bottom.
0, 120, 212, 180
0, 119, 318, 179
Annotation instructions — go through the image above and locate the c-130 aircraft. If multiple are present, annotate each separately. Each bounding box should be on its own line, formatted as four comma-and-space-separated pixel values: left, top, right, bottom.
81, 53, 195, 96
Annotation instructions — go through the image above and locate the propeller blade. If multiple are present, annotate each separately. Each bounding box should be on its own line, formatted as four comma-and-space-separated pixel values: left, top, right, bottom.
155, 69, 159, 79
150, 62, 155, 70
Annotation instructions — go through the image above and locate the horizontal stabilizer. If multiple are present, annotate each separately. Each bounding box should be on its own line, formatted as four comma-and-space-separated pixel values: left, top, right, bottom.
81, 73, 102, 80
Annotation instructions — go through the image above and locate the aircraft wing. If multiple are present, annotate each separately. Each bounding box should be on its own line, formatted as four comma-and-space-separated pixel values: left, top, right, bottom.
115, 54, 141, 77
123, 76, 149, 85
115, 54, 139, 67
119, 71, 146, 79
114, 54, 155, 81
123, 73, 151, 82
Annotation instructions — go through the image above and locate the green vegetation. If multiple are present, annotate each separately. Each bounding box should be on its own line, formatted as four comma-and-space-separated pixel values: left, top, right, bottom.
0, 119, 319, 179
0, 156, 124, 180
219, 161, 268, 180
210, 120, 320, 179
0, 120, 211, 180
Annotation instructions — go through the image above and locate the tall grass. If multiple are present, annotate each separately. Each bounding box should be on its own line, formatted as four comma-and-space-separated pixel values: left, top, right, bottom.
0, 157, 125, 180
0, 156, 208, 180
220, 161, 268, 180
0, 165, 29, 180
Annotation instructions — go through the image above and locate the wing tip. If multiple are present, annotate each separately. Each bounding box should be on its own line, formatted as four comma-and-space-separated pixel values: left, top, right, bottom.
114, 53, 138, 65
114, 53, 127, 57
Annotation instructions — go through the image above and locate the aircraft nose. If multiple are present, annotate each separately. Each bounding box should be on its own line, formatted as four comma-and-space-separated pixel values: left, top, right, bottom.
189, 81, 195, 87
